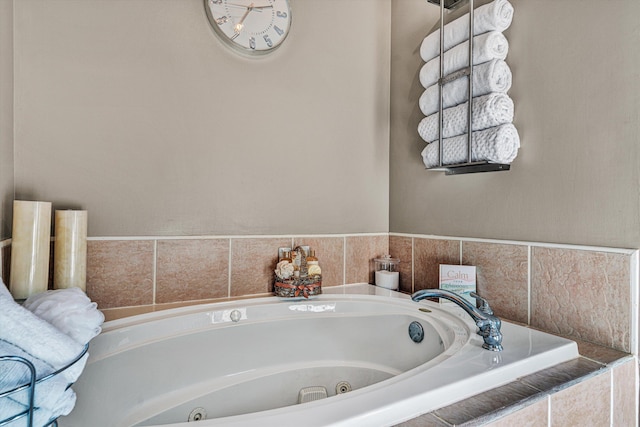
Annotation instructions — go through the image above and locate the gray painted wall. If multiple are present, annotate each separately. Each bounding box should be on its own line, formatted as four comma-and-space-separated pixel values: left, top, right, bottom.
390, 0, 640, 248
9, 0, 390, 237
0, 0, 14, 239
4, 0, 640, 249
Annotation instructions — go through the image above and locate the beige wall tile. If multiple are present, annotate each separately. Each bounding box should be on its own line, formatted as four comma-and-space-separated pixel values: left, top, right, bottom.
389, 235, 412, 293
485, 398, 548, 427
345, 235, 389, 284
156, 239, 229, 303
462, 242, 529, 323
230, 237, 291, 297
86, 240, 154, 309
293, 237, 344, 287
531, 247, 631, 352
550, 371, 610, 426
613, 360, 637, 427
413, 238, 459, 291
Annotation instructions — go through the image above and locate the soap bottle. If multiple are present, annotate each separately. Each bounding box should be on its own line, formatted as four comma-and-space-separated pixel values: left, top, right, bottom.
307, 250, 322, 276
291, 250, 300, 277
281, 251, 292, 263
307, 250, 318, 265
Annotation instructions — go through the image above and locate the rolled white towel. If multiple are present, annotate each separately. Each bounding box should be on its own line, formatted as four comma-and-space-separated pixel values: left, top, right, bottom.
0, 282, 86, 385
23, 288, 104, 346
420, 0, 514, 62
420, 31, 508, 89
421, 123, 520, 168
419, 59, 512, 117
418, 93, 514, 143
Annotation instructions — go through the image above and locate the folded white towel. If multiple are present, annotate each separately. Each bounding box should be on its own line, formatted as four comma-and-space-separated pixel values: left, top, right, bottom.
421, 123, 520, 168
420, 0, 514, 62
0, 282, 87, 385
418, 93, 514, 143
23, 288, 104, 346
419, 59, 512, 117
0, 282, 87, 424
420, 31, 508, 89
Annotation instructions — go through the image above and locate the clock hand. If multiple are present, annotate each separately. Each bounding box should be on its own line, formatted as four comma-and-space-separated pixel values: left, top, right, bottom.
234, 2, 254, 33
227, 2, 271, 9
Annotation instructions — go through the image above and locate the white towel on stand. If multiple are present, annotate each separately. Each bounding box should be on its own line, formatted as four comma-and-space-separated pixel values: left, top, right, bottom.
418, 92, 514, 143
23, 288, 104, 346
419, 59, 512, 117
420, 0, 514, 62
0, 341, 77, 421
420, 31, 508, 89
421, 123, 520, 168
0, 282, 87, 385
1, 388, 76, 427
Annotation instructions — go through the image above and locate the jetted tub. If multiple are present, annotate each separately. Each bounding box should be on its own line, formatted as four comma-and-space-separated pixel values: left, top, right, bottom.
60, 284, 578, 427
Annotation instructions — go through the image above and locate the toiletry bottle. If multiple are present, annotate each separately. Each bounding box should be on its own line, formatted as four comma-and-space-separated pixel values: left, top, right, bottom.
290, 250, 300, 277
307, 250, 318, 265
281, 251, 292, 263
307, 250, 322, 276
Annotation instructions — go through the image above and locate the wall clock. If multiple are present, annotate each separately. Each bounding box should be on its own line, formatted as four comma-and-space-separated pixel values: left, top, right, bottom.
205, 0, 292, 55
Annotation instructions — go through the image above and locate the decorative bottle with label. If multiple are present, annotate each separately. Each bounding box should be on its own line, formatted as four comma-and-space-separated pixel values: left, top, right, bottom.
280, 251, 292, 263
307, 250, 322, 277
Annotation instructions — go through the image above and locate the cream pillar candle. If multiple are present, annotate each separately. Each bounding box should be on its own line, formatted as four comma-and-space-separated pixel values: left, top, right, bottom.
9, 200, 52, 299
54, 210, 88, 290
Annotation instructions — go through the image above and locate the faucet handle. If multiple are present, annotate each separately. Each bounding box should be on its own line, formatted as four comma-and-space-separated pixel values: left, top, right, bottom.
470, 292, 494, 316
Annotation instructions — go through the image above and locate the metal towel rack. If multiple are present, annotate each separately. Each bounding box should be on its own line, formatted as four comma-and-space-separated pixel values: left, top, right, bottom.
426, 0, 510, 175
0, 345, 88, 427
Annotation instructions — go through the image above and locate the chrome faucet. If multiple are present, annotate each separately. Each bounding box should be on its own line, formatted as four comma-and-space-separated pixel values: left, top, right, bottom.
411, 289, 503, 352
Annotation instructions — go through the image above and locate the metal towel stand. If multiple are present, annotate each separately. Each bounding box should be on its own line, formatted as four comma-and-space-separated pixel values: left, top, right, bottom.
426, 0, 510, 175
0, 345, 88, 427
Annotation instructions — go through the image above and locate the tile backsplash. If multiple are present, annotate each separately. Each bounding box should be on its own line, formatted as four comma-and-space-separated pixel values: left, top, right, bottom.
1, 233, 637, 354
390, 234, 637, 354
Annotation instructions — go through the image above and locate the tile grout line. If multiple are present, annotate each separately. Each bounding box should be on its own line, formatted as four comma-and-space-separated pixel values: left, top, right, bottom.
637, 362, 640, 427
343, 237, 347, 286
527, 245, 532, 326
227, 239, 233, 298
609, 369, 614, 427
152, 240, 157, 305
630, 250, 639, 356
411, 237, 415, 294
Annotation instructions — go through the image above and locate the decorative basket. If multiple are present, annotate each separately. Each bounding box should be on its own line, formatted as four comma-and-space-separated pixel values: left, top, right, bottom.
274, 246, 322, 299
274, 276, 322, 299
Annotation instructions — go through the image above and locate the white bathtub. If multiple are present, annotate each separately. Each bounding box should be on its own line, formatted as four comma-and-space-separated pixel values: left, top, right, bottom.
60, 284, 578, 427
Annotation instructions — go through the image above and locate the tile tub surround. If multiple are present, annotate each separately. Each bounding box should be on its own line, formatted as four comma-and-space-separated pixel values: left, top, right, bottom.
391, 234, 638, 354
0, 233, 637, 351
0, 234, 388, 309
397, 349, 636, 427
1, 230, 638, 425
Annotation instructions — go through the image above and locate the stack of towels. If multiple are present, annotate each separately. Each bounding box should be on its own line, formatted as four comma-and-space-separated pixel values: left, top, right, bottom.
0, 281, 104, 427
418, 0, 520, 168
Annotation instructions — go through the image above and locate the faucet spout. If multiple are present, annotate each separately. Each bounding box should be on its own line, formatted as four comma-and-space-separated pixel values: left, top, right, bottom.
412, 289, 503, 352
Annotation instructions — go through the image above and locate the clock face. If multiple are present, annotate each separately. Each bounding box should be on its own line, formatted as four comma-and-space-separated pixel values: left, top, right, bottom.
205, 0, 292, 55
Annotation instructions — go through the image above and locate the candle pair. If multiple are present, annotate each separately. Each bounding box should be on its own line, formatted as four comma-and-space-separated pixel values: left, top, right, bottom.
9, 201, 87, 300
